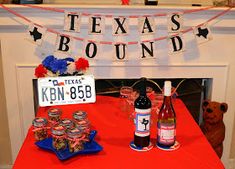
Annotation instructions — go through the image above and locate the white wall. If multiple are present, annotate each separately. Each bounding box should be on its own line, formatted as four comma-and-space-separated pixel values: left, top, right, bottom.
0, 5, 235, 168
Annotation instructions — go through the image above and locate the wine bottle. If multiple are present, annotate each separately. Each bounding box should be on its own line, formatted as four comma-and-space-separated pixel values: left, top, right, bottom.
134, 78, 152, 147
157, 81, 176, 148
145, 0, 158, 5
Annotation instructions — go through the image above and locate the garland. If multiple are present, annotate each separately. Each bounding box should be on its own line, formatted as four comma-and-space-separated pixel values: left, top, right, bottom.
0, 4, 232, 45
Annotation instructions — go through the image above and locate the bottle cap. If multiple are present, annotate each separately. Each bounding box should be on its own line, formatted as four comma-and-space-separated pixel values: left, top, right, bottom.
164, 81, 172, 96
51, 124, 65, 136
73, 110, 87, 121
32, 117, 47, 127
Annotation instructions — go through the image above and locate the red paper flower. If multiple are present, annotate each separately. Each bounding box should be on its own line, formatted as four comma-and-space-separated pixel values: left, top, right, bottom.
35, 64, 47, 78
121, 0, 129, 5
75, 57, 89, 71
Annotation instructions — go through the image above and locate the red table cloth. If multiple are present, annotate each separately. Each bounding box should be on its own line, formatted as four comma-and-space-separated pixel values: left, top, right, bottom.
13, 95, 224, 169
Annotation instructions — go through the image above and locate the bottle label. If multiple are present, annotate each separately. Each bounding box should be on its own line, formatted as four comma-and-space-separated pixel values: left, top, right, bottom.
157, 123, 175, 145
135, 108, 151, 137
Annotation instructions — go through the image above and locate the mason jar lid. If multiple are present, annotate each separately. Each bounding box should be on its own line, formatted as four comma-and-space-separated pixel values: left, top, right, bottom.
59, 119, 74, 129
51, 124, 65, 136
48, 108, 62, 117
66, 127, 82, 139
73, 110, 87, 120
77, 119, 90, 129
32, 117, 47, 128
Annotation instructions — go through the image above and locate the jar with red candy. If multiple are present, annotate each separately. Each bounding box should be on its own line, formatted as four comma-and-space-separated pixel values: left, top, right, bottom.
66, 127, 85, 153
32, 117, 48, 141
51, 124, 67, 151
48, 108, 62, 125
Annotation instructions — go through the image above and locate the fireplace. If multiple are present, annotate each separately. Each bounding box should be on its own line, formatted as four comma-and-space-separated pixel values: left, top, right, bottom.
32, 77, 211, 125
95, 78, 211, 125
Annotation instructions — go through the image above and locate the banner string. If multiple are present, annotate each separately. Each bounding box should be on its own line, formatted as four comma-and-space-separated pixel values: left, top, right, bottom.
19, 4, 215, 18
0, 4, 233, 45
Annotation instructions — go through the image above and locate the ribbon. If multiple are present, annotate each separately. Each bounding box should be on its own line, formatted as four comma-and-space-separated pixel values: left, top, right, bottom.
32, 126, 50, 132
67, 134, 88, 148
48, 119, 59, 126
51, 134, 66, 139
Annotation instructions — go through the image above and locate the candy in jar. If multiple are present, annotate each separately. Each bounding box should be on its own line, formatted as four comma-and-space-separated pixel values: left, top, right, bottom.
73, 111, 91, 141
73, 110, 88, 123
77, 119, 91, 142
48, 108, 62, 125
59, 119, 75, 130
32, 117, 48, 141
51, 125, 67, 151
66, 127, 85, 153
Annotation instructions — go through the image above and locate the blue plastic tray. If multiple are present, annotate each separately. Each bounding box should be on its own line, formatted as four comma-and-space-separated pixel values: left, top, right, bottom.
35, 130, 103, 160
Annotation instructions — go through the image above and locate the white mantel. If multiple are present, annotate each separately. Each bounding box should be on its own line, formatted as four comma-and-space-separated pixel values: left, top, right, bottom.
0, 5, 235, 168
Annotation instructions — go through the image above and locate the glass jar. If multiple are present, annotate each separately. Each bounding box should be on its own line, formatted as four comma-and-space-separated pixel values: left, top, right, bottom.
59, 119, 75, 130
73, 111, 91, 141
73, 110, 88, 123
77, 119, 91, 142
66, 127, 84, 153
48, 108, 62, 125
32, 117, 48, 141
51, 125, 67, 151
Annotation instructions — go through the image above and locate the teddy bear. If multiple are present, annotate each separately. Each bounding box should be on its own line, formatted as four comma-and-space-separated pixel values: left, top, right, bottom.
200, 100, 228, 158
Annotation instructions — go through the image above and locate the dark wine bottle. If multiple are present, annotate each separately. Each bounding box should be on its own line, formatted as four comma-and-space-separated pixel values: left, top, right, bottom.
134, 78, 152, 147
145, 0, 158, 5
157, 81, 176, 148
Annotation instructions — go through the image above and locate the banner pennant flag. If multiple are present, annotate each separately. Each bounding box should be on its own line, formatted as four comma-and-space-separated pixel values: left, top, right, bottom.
168, 33, 185, 54
55, 34, 74, 55
112, 16, 129, 36
138, 16, 156, 35
27, 23, 46, 45
113, 42, 128, 61
89, 15, 105, 35
193, 23, 213, 44
83, 39, 100, 59
167, 13, 184, 34
64, 11, 81, 32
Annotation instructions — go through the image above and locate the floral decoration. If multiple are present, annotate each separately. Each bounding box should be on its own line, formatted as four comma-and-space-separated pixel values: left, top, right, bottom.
34, 55, 89, 78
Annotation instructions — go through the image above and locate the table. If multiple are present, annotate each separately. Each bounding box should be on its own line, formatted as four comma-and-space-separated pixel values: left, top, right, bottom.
13, 95, 224, 169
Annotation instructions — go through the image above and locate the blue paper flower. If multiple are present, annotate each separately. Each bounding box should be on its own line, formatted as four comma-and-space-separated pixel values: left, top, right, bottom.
42, 55, 56, 69
50, 59, 67, 74
63, 57, 74, 62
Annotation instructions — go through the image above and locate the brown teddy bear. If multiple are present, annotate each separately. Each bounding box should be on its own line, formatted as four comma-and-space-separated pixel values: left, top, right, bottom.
200, 100, 228, 158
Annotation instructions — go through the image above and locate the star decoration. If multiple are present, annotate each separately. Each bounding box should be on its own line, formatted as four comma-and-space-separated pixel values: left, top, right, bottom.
29, 27, 42, 42
196, 27, 209, 39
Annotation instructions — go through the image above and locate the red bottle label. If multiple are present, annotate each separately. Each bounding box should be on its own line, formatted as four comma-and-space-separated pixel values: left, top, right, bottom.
157, 123, 175, 145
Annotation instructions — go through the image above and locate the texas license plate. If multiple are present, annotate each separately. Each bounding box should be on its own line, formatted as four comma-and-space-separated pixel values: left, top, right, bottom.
37, 75, 96, 107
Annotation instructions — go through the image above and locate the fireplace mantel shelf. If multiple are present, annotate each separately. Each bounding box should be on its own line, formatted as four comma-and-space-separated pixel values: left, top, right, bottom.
0, 4, 235, 33
1, 4, 235, 10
